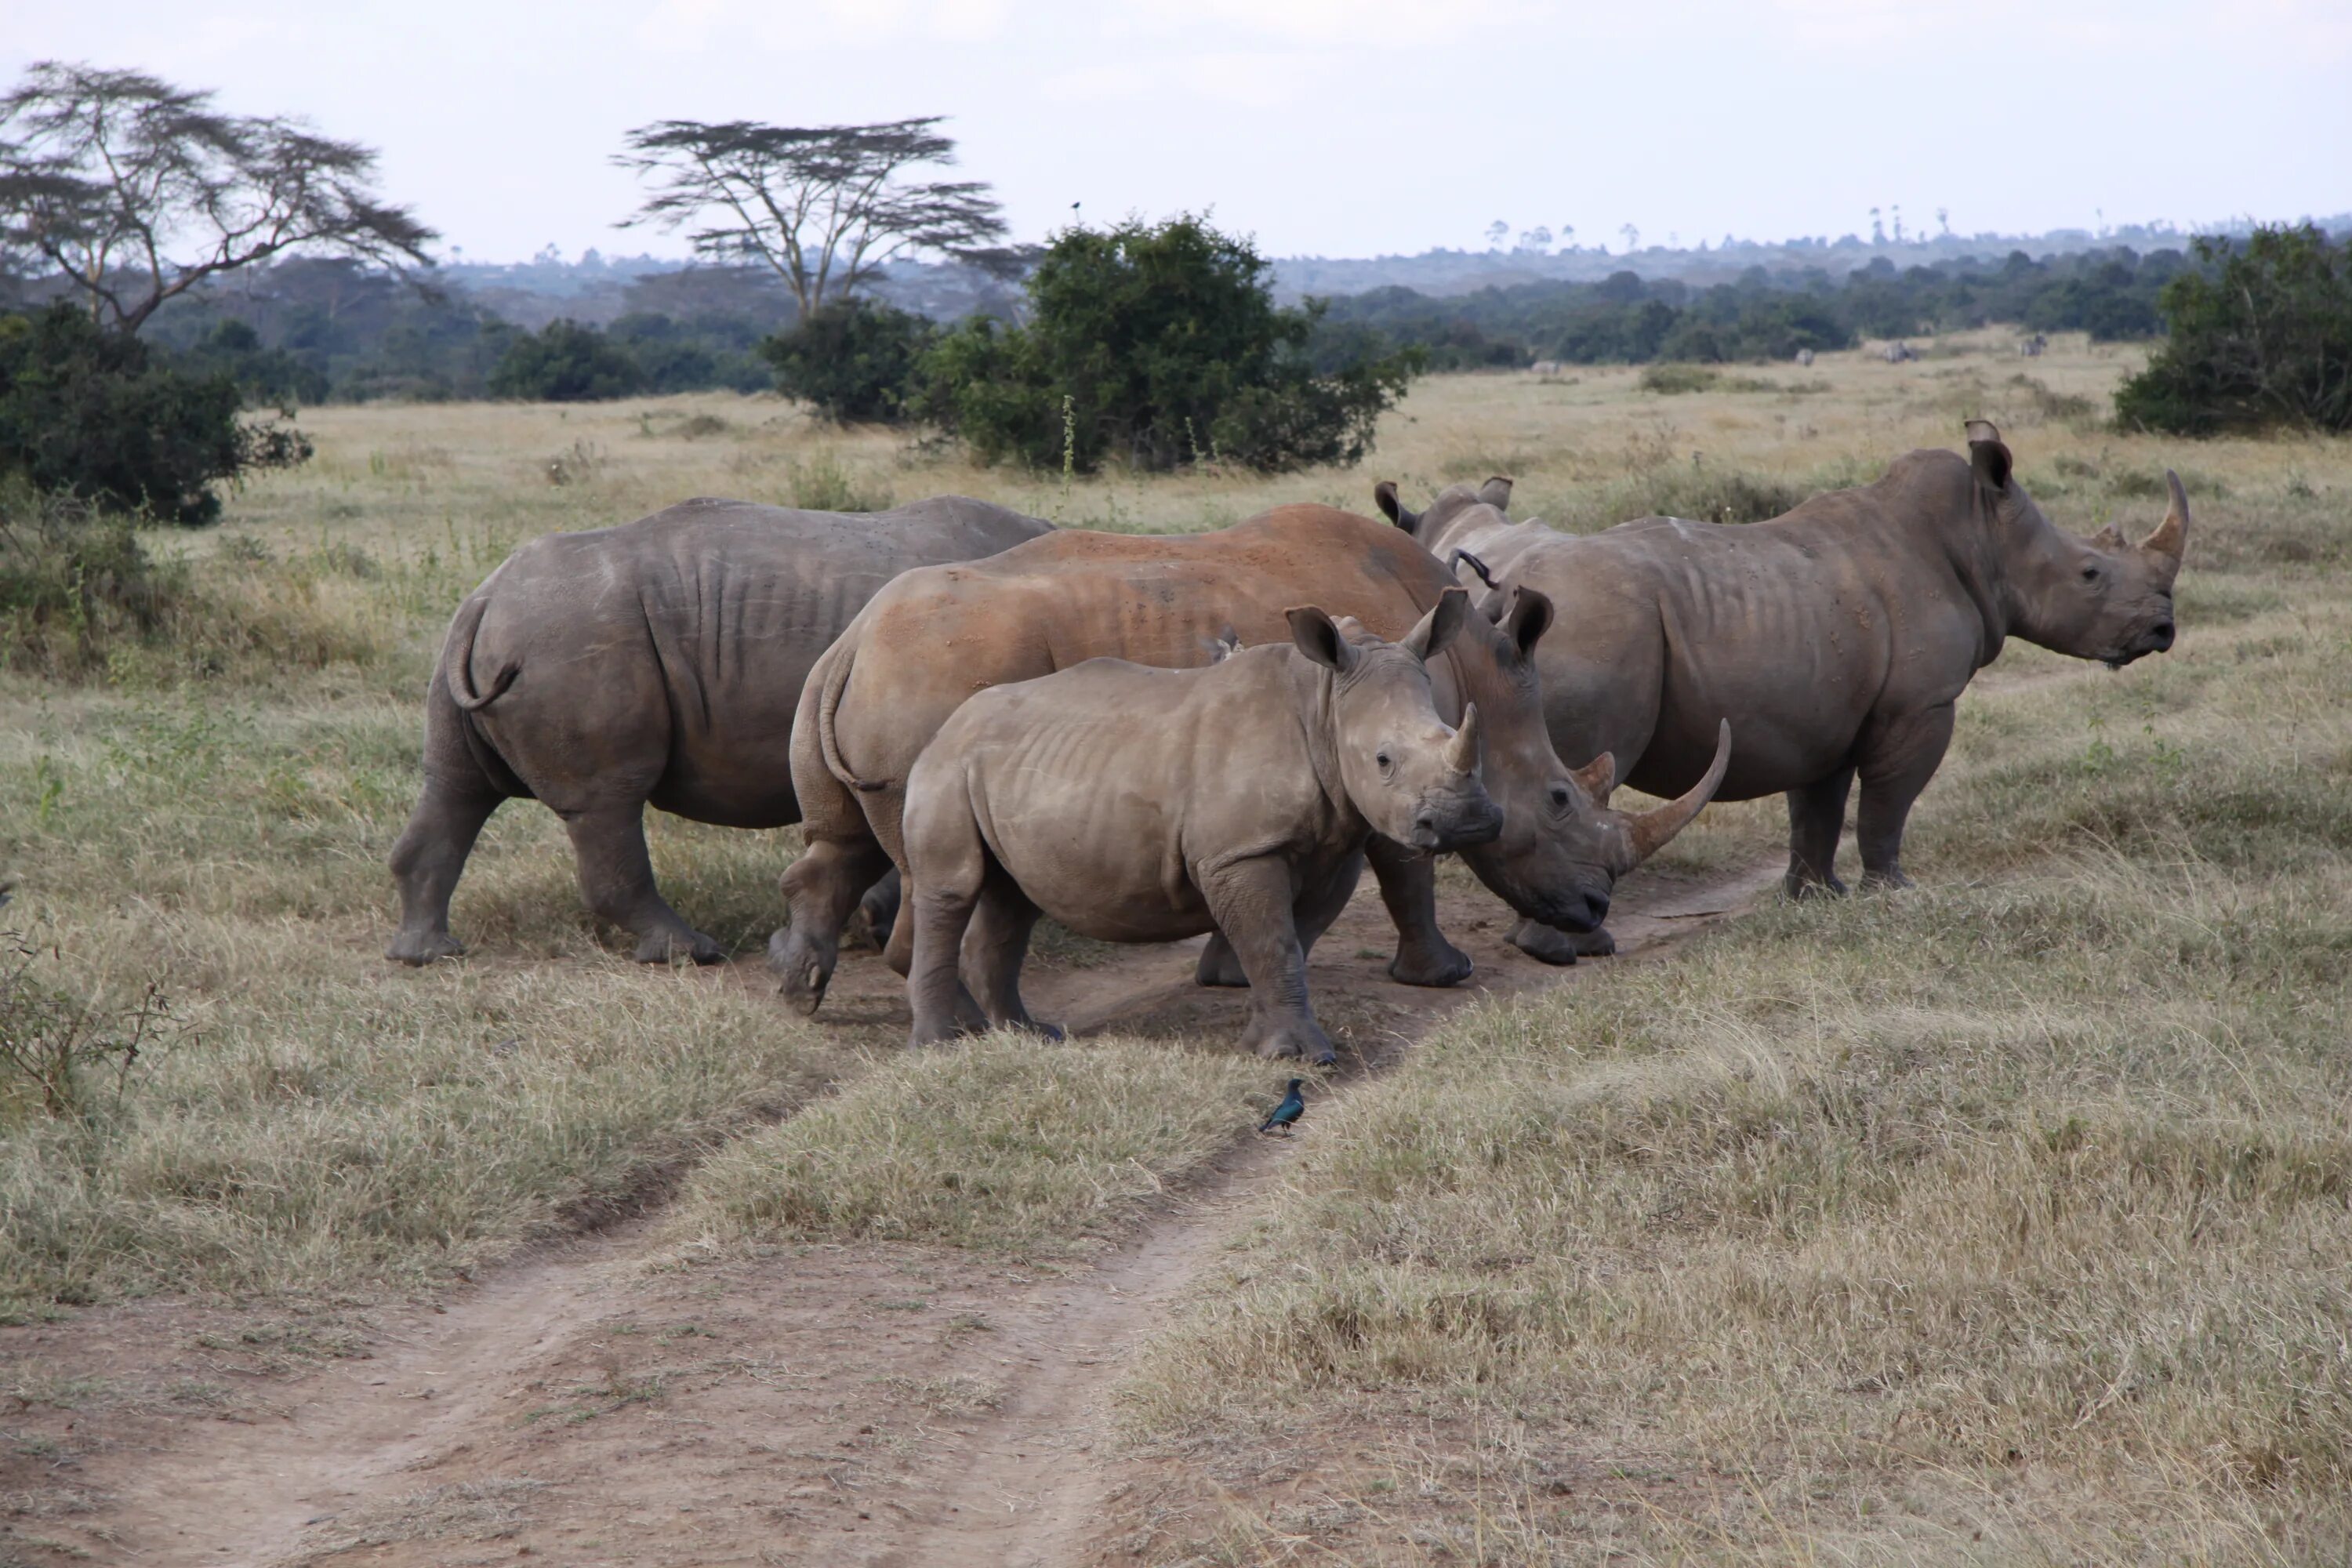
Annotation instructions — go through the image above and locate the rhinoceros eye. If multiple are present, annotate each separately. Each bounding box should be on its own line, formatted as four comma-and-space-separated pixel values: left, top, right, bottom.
1549, 785, 1572, 809
1376, 750, 1394, 777
2081, 564, 2100, 582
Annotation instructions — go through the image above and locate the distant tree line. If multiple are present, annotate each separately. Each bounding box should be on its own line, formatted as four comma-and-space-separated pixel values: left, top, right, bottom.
1315, 245, 2194, 369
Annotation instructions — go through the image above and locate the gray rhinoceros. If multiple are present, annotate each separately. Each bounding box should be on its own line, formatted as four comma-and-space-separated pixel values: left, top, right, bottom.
902, 591, 1503, 1062
385, 495, 1052, 966
771, 504, 1728, 1016
1378, 421, 2187, 960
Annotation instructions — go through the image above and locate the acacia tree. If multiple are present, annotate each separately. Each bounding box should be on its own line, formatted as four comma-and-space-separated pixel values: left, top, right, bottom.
615, 117, 1015, 317
0, 63, 435, 334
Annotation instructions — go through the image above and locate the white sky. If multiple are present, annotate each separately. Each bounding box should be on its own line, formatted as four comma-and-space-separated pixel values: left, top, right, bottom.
4, 0, 2347, 264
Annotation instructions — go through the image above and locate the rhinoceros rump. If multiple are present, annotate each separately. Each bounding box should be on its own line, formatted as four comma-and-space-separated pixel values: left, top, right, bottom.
385, 495, 1051, 966
770, 505, 1727, 1014
902, 592, 1503, 1062
1381, 422, 2188, 956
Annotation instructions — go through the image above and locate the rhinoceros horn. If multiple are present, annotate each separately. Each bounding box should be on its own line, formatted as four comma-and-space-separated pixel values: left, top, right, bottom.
2140, 470, 2190, 568
1626, 719, 1733, 865
1446, 702, 1481, 775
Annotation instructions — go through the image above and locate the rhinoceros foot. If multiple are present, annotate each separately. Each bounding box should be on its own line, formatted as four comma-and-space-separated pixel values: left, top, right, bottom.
1388, 936, 1475, 988
1783, 869, 1849, 899
1507, 919, 1595, 966
386, 930, 466, 966
768, 928, 834, 1016
1859, 866, 1915, 891
636, 927, 725, 965
1243, 1014, 1337, 1067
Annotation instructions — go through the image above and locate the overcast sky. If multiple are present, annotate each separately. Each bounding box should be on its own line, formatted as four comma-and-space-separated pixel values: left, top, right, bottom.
5, 0, 2347, 264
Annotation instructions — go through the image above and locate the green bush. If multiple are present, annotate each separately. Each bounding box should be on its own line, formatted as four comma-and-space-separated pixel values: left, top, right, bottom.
921, 214, 1417, 473
764, 299, 936, 424
0, 477, 191, 677
1639, 362, 1721, 394
2115, 225, 2352, 434
0, 305, 311, 526
488, 318, 644, 401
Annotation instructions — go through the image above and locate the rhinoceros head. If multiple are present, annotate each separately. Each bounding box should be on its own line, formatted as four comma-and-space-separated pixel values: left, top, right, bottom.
1286, 588, 1504, 854
1968, 420, 2188, 670
1445, 581, 1732, 934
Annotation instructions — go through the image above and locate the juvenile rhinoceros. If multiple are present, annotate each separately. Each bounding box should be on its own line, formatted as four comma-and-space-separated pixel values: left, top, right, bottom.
386, 495, 1051, 966
770, 504, 1728, 1016
1379, 421, 2189, 959
902, 591, 1504, 1062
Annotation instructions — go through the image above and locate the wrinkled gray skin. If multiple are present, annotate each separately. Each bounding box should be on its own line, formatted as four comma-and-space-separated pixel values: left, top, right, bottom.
1379, 421, 2189, 959
902, 590, 1503, 1063
385, 495, 1052, 965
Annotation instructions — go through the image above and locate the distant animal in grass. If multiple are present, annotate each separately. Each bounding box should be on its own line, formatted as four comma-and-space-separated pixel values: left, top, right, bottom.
1260, 1080, 1306, 1135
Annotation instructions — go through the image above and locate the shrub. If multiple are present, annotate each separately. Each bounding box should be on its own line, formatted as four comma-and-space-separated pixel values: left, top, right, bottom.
0, 477, 191, 677
763, 299, 936, 423
1640, 362, 1720, 394
487, 318, 644, 401
921, 214, 1417, 474
176, 318, 330, 407
2116, 225, 2352, 434
0, 304, 311, 525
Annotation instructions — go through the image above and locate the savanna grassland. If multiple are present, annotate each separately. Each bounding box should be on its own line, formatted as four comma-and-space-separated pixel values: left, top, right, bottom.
2, 331, 2348, 1565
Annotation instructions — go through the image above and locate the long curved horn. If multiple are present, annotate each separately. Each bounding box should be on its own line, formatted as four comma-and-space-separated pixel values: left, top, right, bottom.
1446, 702, 1481, 775
1626, 720, 1732, 865
2140, 470, 2190, 565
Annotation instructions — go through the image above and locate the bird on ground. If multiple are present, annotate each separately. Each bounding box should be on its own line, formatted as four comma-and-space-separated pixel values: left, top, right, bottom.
1260, 1079, 1306, 1135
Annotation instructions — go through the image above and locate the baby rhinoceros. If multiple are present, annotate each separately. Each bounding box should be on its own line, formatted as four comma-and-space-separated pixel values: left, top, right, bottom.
901, 588, 1501, 1063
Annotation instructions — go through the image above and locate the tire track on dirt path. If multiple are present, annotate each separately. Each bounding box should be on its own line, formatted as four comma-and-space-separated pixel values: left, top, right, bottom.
855, 850, 1790, 1568
28, 851, 1784, 1568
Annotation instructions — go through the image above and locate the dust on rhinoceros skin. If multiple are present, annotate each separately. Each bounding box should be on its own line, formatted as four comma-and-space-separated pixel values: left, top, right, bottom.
770, 503, 1730, 1018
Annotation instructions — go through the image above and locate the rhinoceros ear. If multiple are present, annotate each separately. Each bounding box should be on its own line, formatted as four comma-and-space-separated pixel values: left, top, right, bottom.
1500, 584, 1555, 659
1477, 476, 1514, 511
1966, 420, 2013, 493
1401, 586, 1468, 662
1287, 605, 1357, 673
1374, 481, 1417, 532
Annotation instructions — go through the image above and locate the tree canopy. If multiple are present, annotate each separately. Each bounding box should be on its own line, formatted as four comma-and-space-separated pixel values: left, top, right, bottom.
0, 63, 435, 335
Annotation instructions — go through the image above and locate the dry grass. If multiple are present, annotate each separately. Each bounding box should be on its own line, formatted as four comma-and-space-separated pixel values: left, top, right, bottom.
0, 329, 2346, 1558
666, 1035, 1283, 1258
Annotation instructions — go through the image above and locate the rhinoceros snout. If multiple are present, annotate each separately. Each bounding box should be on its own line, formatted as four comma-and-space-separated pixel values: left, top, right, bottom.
2147, 620, 2176, 652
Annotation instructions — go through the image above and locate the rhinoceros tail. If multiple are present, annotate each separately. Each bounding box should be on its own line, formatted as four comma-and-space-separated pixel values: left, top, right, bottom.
444, 592, 519, 713
815, 640, 887, 793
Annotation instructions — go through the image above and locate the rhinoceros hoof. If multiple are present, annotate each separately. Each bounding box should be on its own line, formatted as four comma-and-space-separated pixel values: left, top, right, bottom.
1573, 926, 1617, 958
1784, 873, 1848, 900
1011, 1018, 1067, 1043
768, 930, 833, 1016
1860, 868, 1915, 891
1247, 1018, 1336, 1065
1388, 942, 1474, 988
637, 929, 724, 965
386, 931, 465, 966
1507, 920, 1581, 966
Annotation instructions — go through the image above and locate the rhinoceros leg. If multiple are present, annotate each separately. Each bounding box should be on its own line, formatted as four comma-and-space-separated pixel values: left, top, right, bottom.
386, 771, 503, 964
774, 837, 893, 1015
1855, 703, 1954, 891
1200, 856, 1335, 1066
1194, 848, 1375, 987
1784, 765, 1855, 897
961, 877, 1058, 1040
844, 869, 902, 953
561, 804, 724, 964
1365, 838, 1474, 986
904, 808, 994, 1048
1505, 918, 1616, 965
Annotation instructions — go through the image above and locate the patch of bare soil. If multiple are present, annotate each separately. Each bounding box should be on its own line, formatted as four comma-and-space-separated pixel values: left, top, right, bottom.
1, 855, 1780, 1568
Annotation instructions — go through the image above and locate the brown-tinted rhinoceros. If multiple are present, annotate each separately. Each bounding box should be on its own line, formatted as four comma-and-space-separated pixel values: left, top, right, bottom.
769, 504, 1729, 1015
902, 591, 1504, 1062
385, 495, 1052, 966
1378, 421, 2188, 960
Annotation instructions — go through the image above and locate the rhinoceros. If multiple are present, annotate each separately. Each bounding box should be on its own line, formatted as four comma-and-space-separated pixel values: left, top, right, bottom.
385, 495, 1052, 966
769, 503, 1729, 1014
902, 590, 1504, 1062
1378, 421, 2188, 960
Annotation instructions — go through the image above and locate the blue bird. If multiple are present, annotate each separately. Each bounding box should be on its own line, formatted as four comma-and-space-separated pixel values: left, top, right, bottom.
1259, 1079, 1306, 1135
